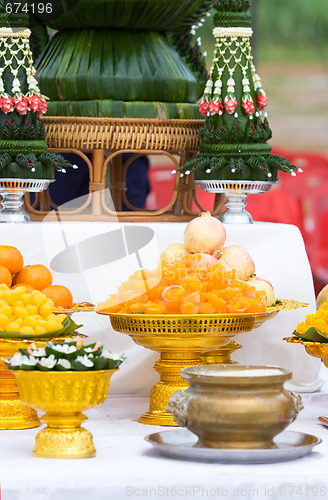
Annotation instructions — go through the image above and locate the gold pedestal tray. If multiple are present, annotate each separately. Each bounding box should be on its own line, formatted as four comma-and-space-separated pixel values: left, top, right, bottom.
0, 339, 40, 429
13, 369, 116, 458
284, 337, 328, 367
99, 312, 272, 426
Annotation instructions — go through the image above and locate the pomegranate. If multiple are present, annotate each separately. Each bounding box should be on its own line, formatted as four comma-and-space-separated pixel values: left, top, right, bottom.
160, 243, 190, 263
247, 277, 275, 306
219, 245, 255, 280
184, 212, 226, 254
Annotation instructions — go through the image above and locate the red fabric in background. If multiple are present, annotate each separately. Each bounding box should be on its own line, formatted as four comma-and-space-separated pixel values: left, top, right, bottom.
146, 147, 328, 293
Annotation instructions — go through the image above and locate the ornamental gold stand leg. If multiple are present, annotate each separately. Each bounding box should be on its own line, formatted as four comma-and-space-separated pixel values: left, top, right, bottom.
200, 342, 242, 365
139, 351, 202, 426
34, 411, 96, 459
0, 342, 40, 430
0, 359, 40, 430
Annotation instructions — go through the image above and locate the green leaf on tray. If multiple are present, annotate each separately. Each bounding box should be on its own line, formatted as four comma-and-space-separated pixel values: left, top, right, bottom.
0, 316, 82, 340
293, 328, 328, 343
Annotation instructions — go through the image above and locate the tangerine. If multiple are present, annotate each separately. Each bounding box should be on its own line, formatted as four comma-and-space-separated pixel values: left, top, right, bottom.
0, 265, 12, 287
13, 264, 53, 291
0, 245, 23, 275
41, 285, 73, 309
11, 283, 34, 293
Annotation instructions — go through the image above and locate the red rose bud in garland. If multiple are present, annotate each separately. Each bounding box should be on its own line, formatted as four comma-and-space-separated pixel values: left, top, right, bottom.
242, 94, 255, 115
38, 98, 47, 116
27, 92, 42, 112
224, 94, 237, 114
209, 97, 223, 115
0, 93, 14, 113
257, 89, 268, 110
12, 94, 28, 115
199, 96, 210, 116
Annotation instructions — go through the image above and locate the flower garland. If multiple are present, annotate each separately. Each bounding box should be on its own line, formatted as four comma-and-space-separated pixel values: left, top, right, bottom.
199, 26, 267, 118
0, 28, 47, 117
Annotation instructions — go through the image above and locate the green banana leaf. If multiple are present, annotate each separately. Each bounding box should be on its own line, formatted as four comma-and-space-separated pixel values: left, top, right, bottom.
292, 328, 328, 343
0, 316, 82, 340
37, 30, 198, 104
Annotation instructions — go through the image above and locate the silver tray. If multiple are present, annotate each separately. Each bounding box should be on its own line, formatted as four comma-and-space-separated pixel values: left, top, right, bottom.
145, 429, 321, 464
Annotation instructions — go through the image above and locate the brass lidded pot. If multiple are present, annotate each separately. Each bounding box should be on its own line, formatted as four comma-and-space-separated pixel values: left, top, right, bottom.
167, 365, 303, 449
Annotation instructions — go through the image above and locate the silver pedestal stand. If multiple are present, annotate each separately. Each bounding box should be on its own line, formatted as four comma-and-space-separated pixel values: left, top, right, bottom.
0, 179, 53, 223
196, 180, 275, 223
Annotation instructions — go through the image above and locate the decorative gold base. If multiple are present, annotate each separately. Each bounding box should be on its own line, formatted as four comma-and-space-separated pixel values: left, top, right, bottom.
34, 427, 96, 459
0, 398, 40, 430
200, 342, 242, 365
13, 369, 116, 458
139, 379, 190, 426
0, 339, 42, 430
140, 353, 201, 426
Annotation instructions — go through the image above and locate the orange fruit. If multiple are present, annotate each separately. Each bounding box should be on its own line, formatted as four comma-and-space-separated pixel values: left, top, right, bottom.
0, 245, 23, 275
13, 264, 53, 291
0, 265, 12, 287
41, 285, 73, 309
11, 283, 34, 293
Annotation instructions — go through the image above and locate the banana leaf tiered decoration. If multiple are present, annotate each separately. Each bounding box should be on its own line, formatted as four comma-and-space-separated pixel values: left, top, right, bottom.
182, 0, 299, 182
0, 4, 71, 179
34, 0, 212, 119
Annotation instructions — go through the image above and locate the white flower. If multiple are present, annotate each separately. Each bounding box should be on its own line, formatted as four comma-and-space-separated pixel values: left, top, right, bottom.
57, 358, 71, 370
76, 355, 94, 368
52, 344, 77, 354
29, 347, 46, 358
38, 355, 56, 369
21, 356, 37, 367
10, 352, 25, 366
102, 350, 123, 361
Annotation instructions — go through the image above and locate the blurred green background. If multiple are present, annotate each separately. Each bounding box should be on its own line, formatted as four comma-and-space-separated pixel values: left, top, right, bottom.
198, 0, 328, 66
196, 0, 328, 154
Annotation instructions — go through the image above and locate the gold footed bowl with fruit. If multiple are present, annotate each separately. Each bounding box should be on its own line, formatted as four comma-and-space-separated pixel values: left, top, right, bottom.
99, 311, 273, 426
13, 369, 117, 458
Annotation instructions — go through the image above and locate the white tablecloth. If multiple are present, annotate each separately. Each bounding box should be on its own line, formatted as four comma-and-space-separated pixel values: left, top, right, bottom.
0, 221, 321, 392
1, 387, 328, 500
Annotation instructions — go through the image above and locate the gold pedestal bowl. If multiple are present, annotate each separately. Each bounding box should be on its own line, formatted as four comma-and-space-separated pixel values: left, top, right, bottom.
13, 369, 117, 458
0, 339, 40, 429
99, 311, 272, 426
0, 328, 86, 430
285, 337, 328, 367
